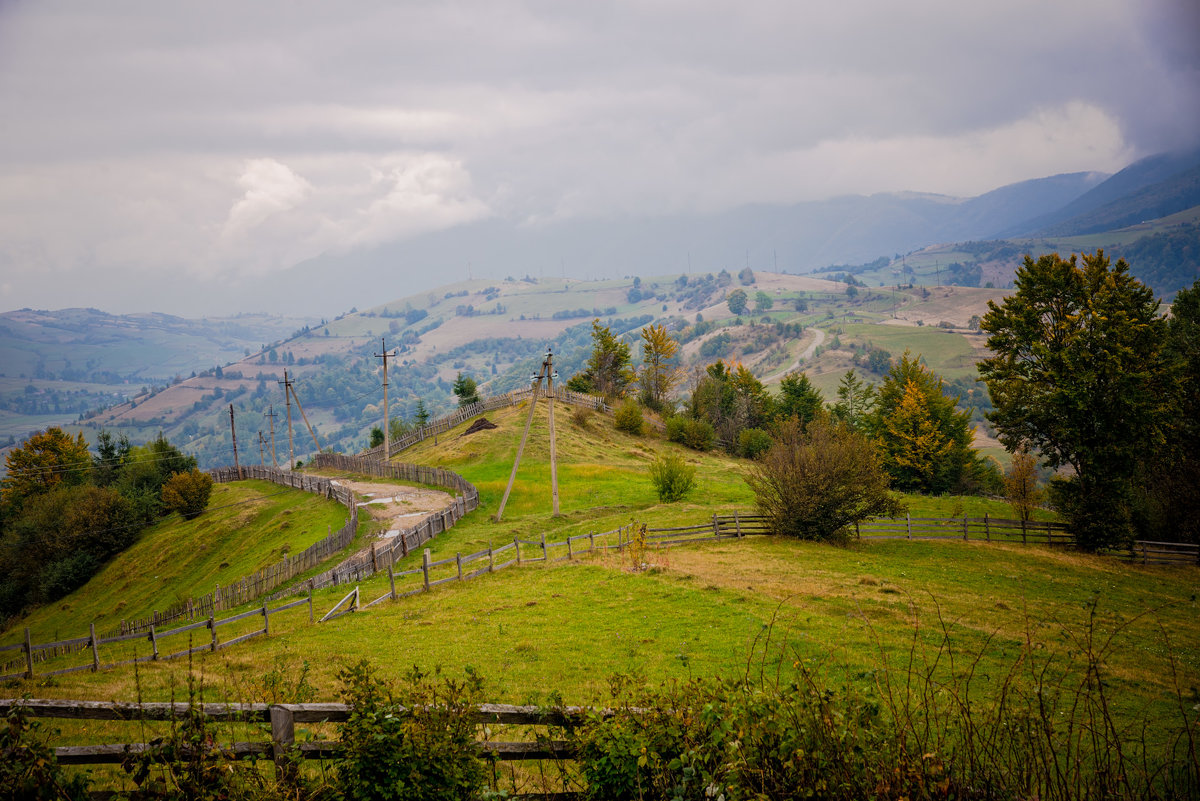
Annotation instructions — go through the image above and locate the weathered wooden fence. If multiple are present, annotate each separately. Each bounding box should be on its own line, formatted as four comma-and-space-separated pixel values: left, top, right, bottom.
371, 385, 609, 458
0, 596, 313, 683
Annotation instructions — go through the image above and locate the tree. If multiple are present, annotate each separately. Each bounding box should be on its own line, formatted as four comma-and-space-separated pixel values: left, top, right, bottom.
583, 320, 633, 399
831, 370, 875, 431
649, 451, 696, 502
639, 323, 681, 410
690, 361, 772, 448
871, 352, 977, 494
979, 251, 1169, 550
2, 427, 91, 511
746, 417, 902, 543
738, 267, 755, 285
776, 372, 824, 428
414, 399, 431, 427
1005, 447, 1043, 524
370, 426, 385, 448
161, 469, 214, 520
754, 291, 773, 312
452, 373, 480, 408
726, 289, 748, 316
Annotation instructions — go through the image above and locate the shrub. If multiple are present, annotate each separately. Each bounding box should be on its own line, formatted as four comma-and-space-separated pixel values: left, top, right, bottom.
571, 407, 593, 428
737, 427, 772, 459
161, 469, 214, 520
1, 702, 91, 800
614, 399, 644, 435
335, 660, 488, 801
682, 418, 715, 451
746, 417, 901, 542
649, 452, 696, 502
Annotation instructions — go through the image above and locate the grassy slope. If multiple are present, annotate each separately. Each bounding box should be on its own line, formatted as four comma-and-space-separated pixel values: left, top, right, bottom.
0, 480, 351, 646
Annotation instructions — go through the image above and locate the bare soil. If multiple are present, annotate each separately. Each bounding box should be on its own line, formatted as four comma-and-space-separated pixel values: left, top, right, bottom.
333, 479, 456, 536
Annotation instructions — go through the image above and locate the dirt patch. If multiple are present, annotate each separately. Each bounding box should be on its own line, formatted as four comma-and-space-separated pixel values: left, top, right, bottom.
333, 479, 456, 535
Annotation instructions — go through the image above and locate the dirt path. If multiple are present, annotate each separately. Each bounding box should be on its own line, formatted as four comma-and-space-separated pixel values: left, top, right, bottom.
331, 479, 456, 539
762, 327, 827, 383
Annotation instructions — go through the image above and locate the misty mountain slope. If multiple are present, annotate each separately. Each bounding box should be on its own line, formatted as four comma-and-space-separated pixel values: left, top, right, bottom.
1033, 165, 1200, 237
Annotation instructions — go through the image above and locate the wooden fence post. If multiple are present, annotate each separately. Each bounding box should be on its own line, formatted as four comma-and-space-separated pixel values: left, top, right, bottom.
515, 537, 522, 565
984, 513, 990, 542
963, 516, 969, 541
456, 552, 463, 581
488, 543, 494, 572
735, 511, 742, 538
270, 705, 298, 784
263, 601, 270, 637
90, 623, 100, 672
541, 532, 547, 560
567, 536, 573, 560
422, 549, 431, 591
149, 625, 159, 660
589, 532, 595, 552
308, 581, 314, 624
712, 513, 718, 536
209, 614, 218, 652
23, 628, 33, 680
388, 552, 397, 601
906, 513, 912, 540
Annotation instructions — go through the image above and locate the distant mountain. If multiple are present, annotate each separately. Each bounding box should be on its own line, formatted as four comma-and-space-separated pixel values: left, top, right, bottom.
255, 172, 1106, 316
997, 147, 1200, 237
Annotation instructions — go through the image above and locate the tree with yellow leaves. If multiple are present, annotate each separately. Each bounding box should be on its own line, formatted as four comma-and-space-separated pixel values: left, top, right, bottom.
639, 323, 681, 410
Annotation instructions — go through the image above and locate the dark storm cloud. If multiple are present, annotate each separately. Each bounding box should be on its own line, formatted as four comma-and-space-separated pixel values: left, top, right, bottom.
0, 0, 1196, 313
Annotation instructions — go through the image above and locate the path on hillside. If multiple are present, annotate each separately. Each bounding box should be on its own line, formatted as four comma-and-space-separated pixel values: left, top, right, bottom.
334, 479, 455, 539
762, 327, 826, 383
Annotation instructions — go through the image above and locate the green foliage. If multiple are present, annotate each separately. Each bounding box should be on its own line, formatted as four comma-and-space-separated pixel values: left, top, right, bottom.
583, 320, 634, 400
872, 352, 979, 495
370, 426, 385, 448
665, 416, 716, 451
415, 399, 431, 427
648, 451, 696, 502
1005, 448, 1043, 523
1, 701, 91, 800
335, 660, 488, 801
161, 468, 215, 520
831, 369, 876, 431
725, 288, 748, 315
747, 417, 902, 542
754, 290, 773, 312
776, 371, 824, 428
1, 426, 91, 511
689, 361, 772, 449
638, 323, 681, 410
452, 373, 481, 408
980, 251, 1169, 550
614, 399, 644, 435
736, 427, 773, 459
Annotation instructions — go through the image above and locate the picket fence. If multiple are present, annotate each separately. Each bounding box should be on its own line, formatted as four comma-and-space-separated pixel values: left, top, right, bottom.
370, 385, 609, 458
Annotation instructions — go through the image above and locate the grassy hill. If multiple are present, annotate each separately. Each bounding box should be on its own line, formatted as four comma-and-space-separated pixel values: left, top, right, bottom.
0, 479, 352, 647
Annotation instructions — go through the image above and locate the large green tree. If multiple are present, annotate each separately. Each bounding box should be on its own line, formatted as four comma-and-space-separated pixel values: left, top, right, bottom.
978, 251, 1169, 550
776, 372, 824, 428
581, 319, 633, 400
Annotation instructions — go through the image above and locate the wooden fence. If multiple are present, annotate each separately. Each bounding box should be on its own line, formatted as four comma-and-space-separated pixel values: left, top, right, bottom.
0, 596, 313, 683
371, 385, 610, 458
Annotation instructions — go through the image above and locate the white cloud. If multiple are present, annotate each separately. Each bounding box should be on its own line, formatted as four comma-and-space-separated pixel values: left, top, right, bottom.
223, 158, 312, 239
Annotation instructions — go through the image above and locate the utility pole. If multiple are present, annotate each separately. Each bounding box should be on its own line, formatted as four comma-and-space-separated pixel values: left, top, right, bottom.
287, 380, 322, 459
264, 406, 278, 468
278, 371, 295, 469
374, 338, 398, 460
935, 260, 941, 287
229, 404, 240, 477
495, 347, 559, 522
257, 430, 266, 465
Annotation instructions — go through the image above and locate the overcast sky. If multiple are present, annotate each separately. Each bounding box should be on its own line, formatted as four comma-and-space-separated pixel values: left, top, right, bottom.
1, 0, 1198, 316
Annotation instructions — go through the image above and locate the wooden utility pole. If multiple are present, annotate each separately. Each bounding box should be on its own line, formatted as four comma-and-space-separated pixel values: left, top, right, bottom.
229, 404, 240, 476
257, 431, 266, 465
374, 338, 398, 460
264, 406, 279, 468
495, 348, 559, 522
278, 371, 295, 469
287, 380, 322, 457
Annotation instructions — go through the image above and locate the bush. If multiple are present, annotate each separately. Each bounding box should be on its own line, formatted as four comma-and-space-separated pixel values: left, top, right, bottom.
1, 702, 91, 800
336, 660, 488, 801
682, 418, 715, 451
737, 427, 772, 459
746, 417, 901, 542
665, 415, 688, 444
614, 399, 644, 435
571, 407, 593, 428
161, 469, 214, 520
649, 451, 696, 502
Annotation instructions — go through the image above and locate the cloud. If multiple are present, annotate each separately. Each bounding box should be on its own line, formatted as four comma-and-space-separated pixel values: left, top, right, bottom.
223, 158, 312, 239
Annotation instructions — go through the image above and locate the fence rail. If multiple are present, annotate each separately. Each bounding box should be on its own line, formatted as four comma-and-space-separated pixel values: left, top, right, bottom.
370, 385, 609, 458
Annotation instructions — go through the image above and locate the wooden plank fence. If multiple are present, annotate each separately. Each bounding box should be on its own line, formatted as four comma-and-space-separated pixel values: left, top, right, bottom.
0, 596, 312, 683
369, 385, 609, 458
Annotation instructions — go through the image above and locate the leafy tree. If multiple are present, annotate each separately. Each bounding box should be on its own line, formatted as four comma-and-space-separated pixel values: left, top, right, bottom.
92, 429, 131, 487
831, 370, 875, 431
776, 372, 824, 428
754, 291, 774, 312
414, 399, 431, 427
452, 372, 480, 408
583, 320, 634, 399
846, 285, 859, 298
737, 428, 773, 459
690, 361, 772, 448
614, 399, 644, 435
738, 267, 755, 285
161, 469, 214, 520
979, 251, 1169, 550
1, 427, 91, 510
638, 323, 681, 410
1005, 448, 1043, 524
872, 352, 977, 494
746, 417, 902, 543
369, 426, 385, 448
726, 288, 748, 315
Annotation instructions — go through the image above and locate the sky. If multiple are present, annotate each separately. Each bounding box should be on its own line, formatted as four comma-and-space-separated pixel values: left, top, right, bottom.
1, 0, 1198, 316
